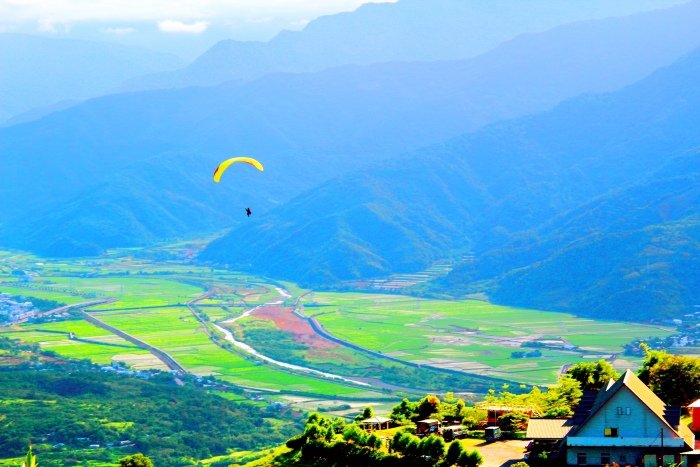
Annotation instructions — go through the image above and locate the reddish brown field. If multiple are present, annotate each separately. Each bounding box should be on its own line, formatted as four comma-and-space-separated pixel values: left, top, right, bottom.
254, 306, 339, 350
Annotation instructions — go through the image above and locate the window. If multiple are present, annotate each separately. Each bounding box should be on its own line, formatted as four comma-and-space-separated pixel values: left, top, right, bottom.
604, 427, 618, 437
617, 407, 632, 415
577, 452, 587, 465
617, 407, 624, 415
625, 407, 631, 415
601, 453, 611, 465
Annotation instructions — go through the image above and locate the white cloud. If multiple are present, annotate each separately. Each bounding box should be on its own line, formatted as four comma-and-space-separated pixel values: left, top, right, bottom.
103, 26, 136, 35
158, 19, 209, 34
37, 18, 71, 33
288, 18, 310, 28
0, 1, 394, 25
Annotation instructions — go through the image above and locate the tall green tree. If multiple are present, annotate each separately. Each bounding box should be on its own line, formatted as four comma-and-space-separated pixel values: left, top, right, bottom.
637, 343, 668, 384
648, 354, 700, 406
545, 374, 582, 414
118, 454, 153, 467
342, 424, 367, 445
419, 434, 445, 463
446, 440, 465, 466
416, 394, 441, 420
366, 433, 382, 449
458, 449, 484, 467
567, 360, 620, 391
498, 412, 528, 432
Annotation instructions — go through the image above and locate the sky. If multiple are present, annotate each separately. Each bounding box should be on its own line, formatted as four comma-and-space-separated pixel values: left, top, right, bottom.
0, 0, 395, 59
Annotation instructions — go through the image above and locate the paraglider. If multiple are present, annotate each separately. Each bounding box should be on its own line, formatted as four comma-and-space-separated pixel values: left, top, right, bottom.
212, 156, 264, 183
213, 156, 264, 218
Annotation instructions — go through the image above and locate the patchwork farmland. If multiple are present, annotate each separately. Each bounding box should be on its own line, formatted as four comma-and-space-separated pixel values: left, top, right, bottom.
0, 245, 675, 401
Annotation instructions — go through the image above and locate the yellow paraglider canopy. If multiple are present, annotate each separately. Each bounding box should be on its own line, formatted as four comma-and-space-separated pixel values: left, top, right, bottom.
213, 156, 264, 183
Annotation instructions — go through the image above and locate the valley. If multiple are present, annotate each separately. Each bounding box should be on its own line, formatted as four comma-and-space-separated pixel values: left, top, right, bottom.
0, 242, 675, 398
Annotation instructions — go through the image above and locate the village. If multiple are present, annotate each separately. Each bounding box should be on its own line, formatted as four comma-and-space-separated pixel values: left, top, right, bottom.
294, 364, 700, 467
0, 292, 41, 324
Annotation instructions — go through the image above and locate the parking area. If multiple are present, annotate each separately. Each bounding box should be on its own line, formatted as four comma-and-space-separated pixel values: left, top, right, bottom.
465, 439, 529, 467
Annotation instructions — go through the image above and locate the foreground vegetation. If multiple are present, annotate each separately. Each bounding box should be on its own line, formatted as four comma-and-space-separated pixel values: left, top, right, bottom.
0, 338, 302, 466
272, 350, 700, 467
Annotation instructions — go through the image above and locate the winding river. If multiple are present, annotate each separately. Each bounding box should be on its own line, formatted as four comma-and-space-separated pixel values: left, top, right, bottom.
214, 287, 370, 388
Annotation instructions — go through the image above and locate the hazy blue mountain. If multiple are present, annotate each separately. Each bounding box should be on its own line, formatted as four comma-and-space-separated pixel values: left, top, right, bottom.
123, 0, 690, 91
3, 5, 700, 257
201, 46, 700, 322
481, 157, 700, 321
1, 154, 271, 257
0, 34, 182, 123
200, 157, 491, 283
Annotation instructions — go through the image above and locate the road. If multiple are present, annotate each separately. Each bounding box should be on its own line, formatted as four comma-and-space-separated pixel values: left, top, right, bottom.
10, 297, 118, 324
80, 307, 188, 374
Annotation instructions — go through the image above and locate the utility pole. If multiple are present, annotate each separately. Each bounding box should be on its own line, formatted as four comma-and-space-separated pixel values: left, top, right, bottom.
660, 427, 664, 466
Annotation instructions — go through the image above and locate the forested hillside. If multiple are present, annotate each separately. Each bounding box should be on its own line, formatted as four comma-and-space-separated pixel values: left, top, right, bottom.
204, 46, 700, 319
0, 338, 301, 466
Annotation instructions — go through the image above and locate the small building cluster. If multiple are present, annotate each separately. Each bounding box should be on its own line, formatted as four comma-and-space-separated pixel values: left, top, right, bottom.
0, 292, 36, 324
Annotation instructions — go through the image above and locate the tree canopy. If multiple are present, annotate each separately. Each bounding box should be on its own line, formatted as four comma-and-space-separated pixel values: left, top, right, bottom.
566, 360, 620, 391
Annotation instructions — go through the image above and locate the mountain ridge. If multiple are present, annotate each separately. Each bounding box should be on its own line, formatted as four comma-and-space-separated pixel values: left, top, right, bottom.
200, 46, 700, 320
122, 0, 691, 91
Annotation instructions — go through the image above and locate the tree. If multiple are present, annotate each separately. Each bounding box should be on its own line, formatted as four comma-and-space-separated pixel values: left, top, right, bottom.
343, 424, 367, 445
458, 449, 483, 467
391, 398, 417, 422
455, 399, 466, 417
648, 354, 700, 406
419, 434, 445, 462
498, 411, 528, 432
638, 343, 667, 384
366, 433, 382, 449
332, 416, 346, 434
567, 360, 620, 391
545, 374, 582, 415
416, 394, 441, 420
446, 440, 465, 466
392, 431, 411, 453
405, 438, 421, 457
304, 423, 324, 440
362, 406, 375, 419
461, 407, 487, 429
543, 405, 571, 418
118, 454, 153, 467
307, 412, 323, 425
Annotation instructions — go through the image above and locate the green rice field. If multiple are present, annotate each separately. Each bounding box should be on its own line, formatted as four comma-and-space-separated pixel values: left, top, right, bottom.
303, 292, 674, 384
0, 320, 153, 366
92, 306, 379, 397
0, 246, 678, 393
